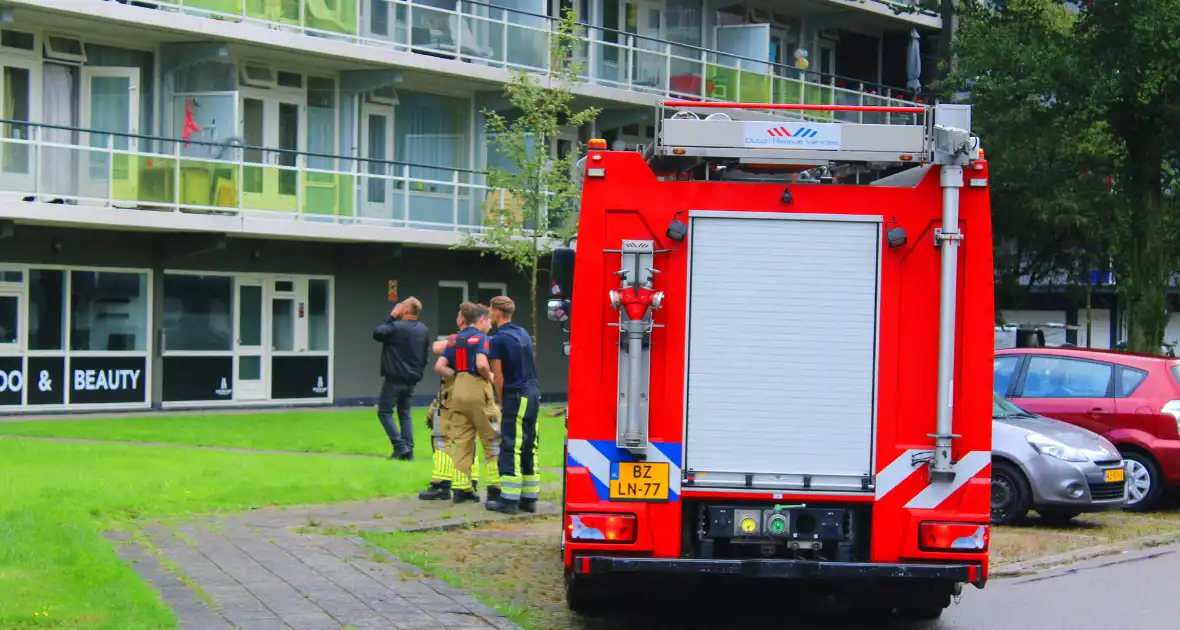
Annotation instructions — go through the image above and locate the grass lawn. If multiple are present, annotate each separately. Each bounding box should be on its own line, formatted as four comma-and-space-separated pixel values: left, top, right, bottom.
0, 406, 568, 630
366, 506, 1180, 630
0, 407, 567, 468
0, 434, 429, 629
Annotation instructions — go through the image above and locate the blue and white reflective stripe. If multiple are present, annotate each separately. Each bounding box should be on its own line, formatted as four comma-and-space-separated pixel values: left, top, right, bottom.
566, 439, 682, 502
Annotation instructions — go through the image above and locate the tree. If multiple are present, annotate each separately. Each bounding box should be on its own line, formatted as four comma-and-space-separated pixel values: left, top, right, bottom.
945, 0, 1180, 352
459, 9, 601, 347
941, 0, 1116, 312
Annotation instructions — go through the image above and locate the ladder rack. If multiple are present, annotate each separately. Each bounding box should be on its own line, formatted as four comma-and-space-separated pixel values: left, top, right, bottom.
651, 101, 978, 170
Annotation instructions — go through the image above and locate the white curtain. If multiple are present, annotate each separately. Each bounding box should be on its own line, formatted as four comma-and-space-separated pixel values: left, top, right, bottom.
41, 63, 77, 200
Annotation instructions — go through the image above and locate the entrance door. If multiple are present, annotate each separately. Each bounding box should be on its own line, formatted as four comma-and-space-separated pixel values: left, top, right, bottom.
0, 57, 38, 195
621, 0, 664, 86
81, 67, 140, 203
360, 102, 395, 219
241, 92, 303, 212
234, 279, 267, 401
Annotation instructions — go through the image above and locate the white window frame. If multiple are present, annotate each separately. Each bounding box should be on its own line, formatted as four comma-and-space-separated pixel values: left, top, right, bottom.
0, 263, 153, 412
477, 282, 508, 300
43, 33, 87, 64
158, 270, 335, 409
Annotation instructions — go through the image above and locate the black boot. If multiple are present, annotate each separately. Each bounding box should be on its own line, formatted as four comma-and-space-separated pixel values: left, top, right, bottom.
472, 480, 480, 494
486, 497, 519, 515
519, 498, 537, 513
452, 489, 479, 504
418, 481, 451, 501
486, 486, 502, 502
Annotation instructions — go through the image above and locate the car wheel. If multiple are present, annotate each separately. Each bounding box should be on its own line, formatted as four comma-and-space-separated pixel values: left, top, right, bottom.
991, 460, 1032, 525
1036, 509, 1081, 525
1121, 451, 1164, 512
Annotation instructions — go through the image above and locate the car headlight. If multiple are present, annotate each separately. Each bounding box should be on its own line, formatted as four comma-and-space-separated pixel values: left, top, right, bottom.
1027, 434, 1088, 462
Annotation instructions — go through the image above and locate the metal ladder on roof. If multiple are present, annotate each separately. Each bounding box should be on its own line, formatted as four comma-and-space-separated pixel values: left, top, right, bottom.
647, 101, 980, 175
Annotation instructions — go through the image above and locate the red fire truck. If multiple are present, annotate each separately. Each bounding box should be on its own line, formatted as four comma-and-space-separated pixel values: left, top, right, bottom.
546, 101, 993, 619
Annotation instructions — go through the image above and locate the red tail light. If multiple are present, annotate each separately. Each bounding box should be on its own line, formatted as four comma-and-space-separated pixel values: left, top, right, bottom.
919, 521, 989, 552
566, 513, 637, 543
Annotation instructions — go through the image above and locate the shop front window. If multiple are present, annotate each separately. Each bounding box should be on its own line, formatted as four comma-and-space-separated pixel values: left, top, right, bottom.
27, 269, 66, 351
163, 274, 233, 352
69, 270, 149, 352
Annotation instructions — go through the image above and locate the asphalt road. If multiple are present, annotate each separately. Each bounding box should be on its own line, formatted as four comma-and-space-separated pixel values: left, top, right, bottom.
578, 543, 1180, 630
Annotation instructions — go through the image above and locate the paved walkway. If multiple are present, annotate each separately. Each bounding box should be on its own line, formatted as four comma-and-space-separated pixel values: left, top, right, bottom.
109, 496, 559, 630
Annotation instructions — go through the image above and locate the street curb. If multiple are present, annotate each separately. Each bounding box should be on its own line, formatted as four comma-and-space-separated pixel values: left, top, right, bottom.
991, 531, 1180, 578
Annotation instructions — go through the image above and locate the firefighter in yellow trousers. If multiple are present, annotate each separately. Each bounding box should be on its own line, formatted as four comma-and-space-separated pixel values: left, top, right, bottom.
432, 303, 502, 504
417, 332, 496, 500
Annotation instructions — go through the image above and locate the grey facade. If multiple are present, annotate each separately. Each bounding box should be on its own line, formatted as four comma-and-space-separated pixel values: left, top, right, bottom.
0, 225, 568, 414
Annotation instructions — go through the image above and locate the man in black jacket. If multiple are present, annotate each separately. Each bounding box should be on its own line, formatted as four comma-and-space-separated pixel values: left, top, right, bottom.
373, 297, 431, 460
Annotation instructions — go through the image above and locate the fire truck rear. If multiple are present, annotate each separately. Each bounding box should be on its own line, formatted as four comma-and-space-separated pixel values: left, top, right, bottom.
546, 101, 994, 619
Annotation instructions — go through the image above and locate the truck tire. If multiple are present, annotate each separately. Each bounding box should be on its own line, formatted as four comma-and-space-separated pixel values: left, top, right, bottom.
565, 572, 610, 616
895, 588, 950, 620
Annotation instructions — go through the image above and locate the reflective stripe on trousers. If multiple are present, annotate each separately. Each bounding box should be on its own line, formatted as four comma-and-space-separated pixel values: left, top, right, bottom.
498, 388, 540, 501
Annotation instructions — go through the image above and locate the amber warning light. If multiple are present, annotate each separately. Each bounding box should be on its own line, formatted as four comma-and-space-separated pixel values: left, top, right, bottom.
587, 138, 608, 149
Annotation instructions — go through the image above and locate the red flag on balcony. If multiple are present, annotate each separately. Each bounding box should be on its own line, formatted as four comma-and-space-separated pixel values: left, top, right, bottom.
181, 99, 201, 147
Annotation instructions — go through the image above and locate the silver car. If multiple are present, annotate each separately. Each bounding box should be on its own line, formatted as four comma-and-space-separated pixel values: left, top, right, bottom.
991, 393, 1127, 525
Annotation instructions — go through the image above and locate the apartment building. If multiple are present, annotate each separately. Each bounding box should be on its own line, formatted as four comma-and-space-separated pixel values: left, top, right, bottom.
0, 0, 940, 413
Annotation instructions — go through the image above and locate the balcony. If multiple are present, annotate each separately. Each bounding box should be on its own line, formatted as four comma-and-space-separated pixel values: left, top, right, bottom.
0, 119, 506, 240
113, 0, 923, 122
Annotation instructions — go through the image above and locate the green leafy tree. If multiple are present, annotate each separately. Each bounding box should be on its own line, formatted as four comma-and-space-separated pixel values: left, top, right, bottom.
946, 0, 1180, 352
941, 0, 1116, 311
460, 8, 600, 347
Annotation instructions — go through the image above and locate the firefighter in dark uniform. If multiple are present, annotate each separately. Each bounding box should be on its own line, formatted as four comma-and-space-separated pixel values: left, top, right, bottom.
485, 296, 542, 514
434, 302, 501, 504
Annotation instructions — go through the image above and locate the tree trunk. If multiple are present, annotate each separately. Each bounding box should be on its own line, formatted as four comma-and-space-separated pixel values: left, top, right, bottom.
530, 258, 539, 357
1121, 133, 1169, 354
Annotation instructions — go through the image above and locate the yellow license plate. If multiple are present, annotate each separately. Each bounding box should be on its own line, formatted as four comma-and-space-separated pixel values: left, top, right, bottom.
609, 461, 670, 502
1105, 468, 1125, 483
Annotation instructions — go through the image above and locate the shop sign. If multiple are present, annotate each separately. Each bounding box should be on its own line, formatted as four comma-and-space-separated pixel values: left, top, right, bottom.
70, 356, 147, 405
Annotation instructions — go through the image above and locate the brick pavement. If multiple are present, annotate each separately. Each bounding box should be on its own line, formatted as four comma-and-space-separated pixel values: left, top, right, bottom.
109, 496, 558, 630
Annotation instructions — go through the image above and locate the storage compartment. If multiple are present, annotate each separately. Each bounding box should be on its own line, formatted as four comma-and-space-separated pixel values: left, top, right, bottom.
683, 213, 881, 492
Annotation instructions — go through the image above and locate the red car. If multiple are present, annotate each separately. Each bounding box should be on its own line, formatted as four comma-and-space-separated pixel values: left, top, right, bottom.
994, 347, 1180, 511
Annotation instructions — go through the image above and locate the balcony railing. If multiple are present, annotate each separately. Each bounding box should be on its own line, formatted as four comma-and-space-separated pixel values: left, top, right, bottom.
0, 119, 511, 235
128, 0, 923, 123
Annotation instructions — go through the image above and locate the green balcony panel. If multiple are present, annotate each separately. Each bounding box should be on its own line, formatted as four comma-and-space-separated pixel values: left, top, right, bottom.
302, 172, 354, 216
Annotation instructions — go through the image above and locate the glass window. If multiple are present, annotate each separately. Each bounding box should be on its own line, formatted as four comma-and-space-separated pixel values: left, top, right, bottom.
993, 355, 1020, 395
1021, 356, 1112, 398
395, 90, 470, 184
0, 270, 22, 283
238, 284, 263, 347
0, 294, 17, 345
1117, 366, 1148, 397
272, 298, 294, 351
162, 274, 233, 352
436, 282, 468, 335
476, 284, 506, 305
308, 279, 330, 352
69, 270, 149, 352
28, 269, 65, 351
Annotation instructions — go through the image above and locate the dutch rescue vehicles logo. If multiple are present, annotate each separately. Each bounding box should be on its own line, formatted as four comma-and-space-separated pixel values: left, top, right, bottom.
766, 126, 819, 138
743, 122, 840, 149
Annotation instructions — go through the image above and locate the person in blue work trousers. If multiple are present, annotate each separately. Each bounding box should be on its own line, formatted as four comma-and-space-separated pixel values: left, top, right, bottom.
484, 296, 542, 515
